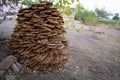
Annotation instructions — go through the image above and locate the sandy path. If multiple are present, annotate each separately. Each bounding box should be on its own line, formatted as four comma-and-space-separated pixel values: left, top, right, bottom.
0, 20, 120, 80
66, 26, 120, 80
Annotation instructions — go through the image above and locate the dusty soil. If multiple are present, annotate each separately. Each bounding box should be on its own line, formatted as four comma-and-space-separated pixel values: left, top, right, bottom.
0, 20, 120, 80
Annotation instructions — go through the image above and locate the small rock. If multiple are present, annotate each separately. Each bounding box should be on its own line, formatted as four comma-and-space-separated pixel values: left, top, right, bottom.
0, 55, 17, 70
0, 70, 6, 77
62, 69, 67, 72
95, 31, 105, 34
5, 75, 15, 80
15, 62, 22, 69
11, 63, 20, 73
75, 66, 79, 69
115, 27, 120, 30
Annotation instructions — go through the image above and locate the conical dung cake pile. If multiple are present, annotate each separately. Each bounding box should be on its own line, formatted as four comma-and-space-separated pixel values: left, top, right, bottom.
8, 1, 68, 73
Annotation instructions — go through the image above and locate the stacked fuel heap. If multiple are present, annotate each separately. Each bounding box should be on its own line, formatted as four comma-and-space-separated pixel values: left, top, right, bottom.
8, 1, 68, 73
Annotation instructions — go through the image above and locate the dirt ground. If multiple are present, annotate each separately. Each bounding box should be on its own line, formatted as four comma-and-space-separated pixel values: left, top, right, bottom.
0, 20, 120, 80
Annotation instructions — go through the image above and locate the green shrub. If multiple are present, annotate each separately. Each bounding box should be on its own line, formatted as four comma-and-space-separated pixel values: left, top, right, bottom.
99, 19, 120, 26
74, 11, 81, 20
74, 4, 85, 20
75, 9, 98, 25
81, 10, 98, 24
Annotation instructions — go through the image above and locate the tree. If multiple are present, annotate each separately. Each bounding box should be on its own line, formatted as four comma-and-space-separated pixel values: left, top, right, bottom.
74, 4, 98, 25
22, 0, 80, 16
74, 3, 85, 20
0, 0, 21, 23
81, 10, 98, 24
112, 13, 119, 21
95, 8, 109, 19
0, 0, 80, 24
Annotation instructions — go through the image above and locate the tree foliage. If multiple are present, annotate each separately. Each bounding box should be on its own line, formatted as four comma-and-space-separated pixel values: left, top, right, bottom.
75, 4, 98, 25
81, 10, 98, 24
22, 0, 79, 8
22, 0, 80, 16
112, 13, 119, 21
0, 0, 19, 6
0, 0, 21, 23
95, 8, 109, 19
0, 0, 80, 24
74, 3, 85, 20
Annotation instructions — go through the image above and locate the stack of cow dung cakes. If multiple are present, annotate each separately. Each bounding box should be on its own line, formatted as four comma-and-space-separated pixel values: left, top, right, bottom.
8, 1, 68, 73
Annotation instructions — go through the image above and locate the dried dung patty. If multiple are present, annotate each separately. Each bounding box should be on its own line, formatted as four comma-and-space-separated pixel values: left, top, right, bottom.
8, 1, 68, 73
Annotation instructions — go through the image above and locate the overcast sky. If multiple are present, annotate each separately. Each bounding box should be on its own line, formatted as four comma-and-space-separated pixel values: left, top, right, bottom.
80, 0, 120, 14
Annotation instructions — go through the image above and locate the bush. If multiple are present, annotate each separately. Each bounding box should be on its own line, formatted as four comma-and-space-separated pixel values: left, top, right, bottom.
75, 9, 98, 25
74, 11, 81, 20
99, 19, 120, 26
74, 4, 85, 20
81, 10, 98, 24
